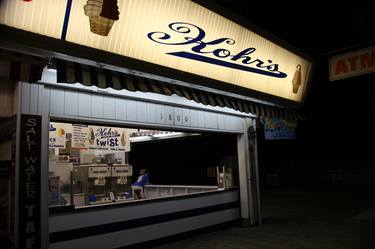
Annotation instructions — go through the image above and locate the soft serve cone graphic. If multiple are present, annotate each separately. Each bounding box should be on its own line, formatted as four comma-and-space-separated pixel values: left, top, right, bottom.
84, 0, 119, 36
292, 64, 302, 94
88, 128, 95, 145
120, 131, 126, 147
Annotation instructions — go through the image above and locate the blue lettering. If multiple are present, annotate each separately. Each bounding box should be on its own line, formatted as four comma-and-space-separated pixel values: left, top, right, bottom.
109, 138, 119, 147
95, 127, 120, 139
147, 22, 287, 78
231, 48, 256, 64
191, 38, 235, 54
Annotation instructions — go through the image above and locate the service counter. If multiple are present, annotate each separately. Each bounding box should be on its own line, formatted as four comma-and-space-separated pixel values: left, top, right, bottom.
144, 184, 218, 198
49, 188, 240, 249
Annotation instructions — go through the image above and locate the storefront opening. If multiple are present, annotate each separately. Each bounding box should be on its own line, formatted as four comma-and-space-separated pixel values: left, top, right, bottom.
48, 121, 239, 209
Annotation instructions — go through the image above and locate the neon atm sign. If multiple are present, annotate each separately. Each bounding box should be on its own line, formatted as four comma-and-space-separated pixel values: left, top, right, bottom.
329, 46, 375, 81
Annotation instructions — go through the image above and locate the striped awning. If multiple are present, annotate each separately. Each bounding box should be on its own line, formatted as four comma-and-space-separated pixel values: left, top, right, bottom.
55, 58, 302, 120
0, 49, 47, 83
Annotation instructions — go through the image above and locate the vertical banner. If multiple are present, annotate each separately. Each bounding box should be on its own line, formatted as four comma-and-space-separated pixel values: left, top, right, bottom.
19, 114, 41, 249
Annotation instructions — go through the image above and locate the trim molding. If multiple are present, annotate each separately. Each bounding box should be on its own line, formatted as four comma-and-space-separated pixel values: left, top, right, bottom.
50, 201, 239, 243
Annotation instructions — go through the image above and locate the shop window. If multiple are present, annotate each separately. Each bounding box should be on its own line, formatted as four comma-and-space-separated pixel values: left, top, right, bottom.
48, 122, 238, 209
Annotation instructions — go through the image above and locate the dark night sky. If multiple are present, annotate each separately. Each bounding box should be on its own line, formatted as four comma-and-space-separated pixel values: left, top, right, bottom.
214, 2, 375, 56
211, 1, 375, 175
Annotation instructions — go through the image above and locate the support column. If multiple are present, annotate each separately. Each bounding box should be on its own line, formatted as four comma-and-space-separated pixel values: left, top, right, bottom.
16, 82, 49, 249
237, 117, 261, 226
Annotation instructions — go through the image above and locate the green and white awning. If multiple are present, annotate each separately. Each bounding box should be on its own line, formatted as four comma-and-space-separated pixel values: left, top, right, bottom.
55, 58, 302, 120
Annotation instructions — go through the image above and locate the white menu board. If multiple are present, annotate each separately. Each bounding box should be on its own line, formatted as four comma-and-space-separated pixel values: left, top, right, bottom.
86, 126, 130, 152
72, 124, 89, 149
49, 122, 72, 149
51, 122, 131, 152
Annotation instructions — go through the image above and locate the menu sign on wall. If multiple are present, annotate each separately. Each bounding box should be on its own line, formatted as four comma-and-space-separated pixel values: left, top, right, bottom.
49, 122, 131, 152
72, 124, 89, 149
87, 126, 130, 152
49, 122, 72, 149
0, 0, 312, 103
19, 114, 41, 249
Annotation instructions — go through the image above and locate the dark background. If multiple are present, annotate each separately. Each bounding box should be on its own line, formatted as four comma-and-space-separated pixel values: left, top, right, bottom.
211, 1, 375, 187
130, 133, 238, 186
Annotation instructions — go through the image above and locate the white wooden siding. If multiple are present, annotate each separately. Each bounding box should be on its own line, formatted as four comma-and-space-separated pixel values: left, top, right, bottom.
21, 82, 245, 133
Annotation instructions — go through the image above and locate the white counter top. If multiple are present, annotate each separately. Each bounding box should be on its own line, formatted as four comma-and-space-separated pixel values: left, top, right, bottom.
144, 185, 217, 189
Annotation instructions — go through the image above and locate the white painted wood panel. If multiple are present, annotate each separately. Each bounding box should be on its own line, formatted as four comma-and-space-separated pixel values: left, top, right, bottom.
126, 100, 137, 121
78, 92, 91, 117
29, 83, 39, 115
174, 107, 183, 126
38, 84, 44, 115
50, 88, 65, 115
224, 116, 232, 131
197, 110, 205, 128
115, 98, 126, 121
217, 112, 225, 130
234, 116, 244, 131
91, 95, 103, 118
230, 116, 238, 131
103, 96, 116, 119
205, 112, 218, 129
50, 190, 239, 232
43, 88, 50, 115
189, 109, 198, 128
155, 104, 166, 125
50, 209, 239, 249
165, 106, 174, 126
39, 85, 246, 133
136, 101, 147, 123
64, 90, 78, 116
182, 109, 190, 127
146, 102, 156, 124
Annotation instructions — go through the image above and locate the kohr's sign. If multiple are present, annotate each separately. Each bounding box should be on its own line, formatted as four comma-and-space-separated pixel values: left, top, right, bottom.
148, 22, 288, 79
0, 0, 312, 102
87, 126, 128, 152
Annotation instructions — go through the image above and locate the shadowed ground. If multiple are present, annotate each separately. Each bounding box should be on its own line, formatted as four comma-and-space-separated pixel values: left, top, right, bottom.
154, 186, 375, 249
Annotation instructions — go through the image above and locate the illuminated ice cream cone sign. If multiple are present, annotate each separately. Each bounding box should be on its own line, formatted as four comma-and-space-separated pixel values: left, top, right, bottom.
292, 64, 302, 94
84, 0, 119, 36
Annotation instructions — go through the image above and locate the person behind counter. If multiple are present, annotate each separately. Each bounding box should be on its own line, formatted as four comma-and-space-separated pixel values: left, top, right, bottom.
131, 168, 149, 199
